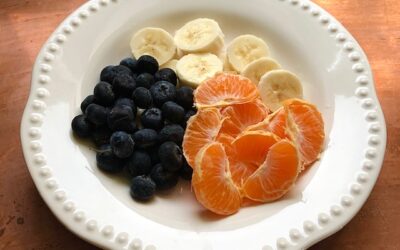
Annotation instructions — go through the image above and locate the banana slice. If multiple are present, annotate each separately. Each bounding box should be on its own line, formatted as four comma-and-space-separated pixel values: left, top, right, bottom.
241, 57, 281, 85
160, 59, 178, 72
227, 34, 270, 72
174, 18, 224, 55
176, 53, 223, 88
258, 69, 303, 111
130, 27, 176, 65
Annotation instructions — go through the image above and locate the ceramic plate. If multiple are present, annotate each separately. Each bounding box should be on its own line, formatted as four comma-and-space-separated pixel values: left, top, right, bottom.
21, 0, 386, 249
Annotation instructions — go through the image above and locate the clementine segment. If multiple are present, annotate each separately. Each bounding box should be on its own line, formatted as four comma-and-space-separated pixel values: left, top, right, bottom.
194, 73, 260, 108
192, 142, 242, 215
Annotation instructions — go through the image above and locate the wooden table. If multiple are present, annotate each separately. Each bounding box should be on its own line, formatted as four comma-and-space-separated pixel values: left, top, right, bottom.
0, 0, 398, 249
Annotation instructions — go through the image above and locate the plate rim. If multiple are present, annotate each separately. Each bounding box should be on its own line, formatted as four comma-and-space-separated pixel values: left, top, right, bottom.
20, 0, 387, 249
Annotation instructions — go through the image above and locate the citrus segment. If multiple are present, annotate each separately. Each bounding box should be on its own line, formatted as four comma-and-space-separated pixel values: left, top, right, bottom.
242, 140, 300, 202
194, 73, 260, 108
283, 99, 324, 166
192, 142, 242, 215
182, 108, 225, 168
245, 107, 287, 139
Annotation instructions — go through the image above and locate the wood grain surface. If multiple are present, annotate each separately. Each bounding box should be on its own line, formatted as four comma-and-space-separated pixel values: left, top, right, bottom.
0, 0, 399, 249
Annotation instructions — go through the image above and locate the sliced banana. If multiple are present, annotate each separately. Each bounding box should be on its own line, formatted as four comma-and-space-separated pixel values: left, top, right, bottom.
176, 53, 223, 88
258, 69, 303, 111
241, 57, 281, 85
130, 27, 176, 65
160, 59, 178, 72
226, 34, 270, 73
174, 18, 224, 55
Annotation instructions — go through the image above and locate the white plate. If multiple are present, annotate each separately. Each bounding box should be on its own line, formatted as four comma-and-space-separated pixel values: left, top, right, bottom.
21, 0, 386, 249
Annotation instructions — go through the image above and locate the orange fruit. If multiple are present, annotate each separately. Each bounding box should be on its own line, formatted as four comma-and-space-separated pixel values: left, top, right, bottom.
192, 142, 242, 215
219, 100, 269, 138
229, 131, 279, 187
242, 140, 300, 202
182, 108, 225, 168
284, 99, 325, 166
245, 107, 288, 139
194, 73, 260, 109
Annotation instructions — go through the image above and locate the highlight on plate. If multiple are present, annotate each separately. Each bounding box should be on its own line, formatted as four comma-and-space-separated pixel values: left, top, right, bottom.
71, 18, 325, 215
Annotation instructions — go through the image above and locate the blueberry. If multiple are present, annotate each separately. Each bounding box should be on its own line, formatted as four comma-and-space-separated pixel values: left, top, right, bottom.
120, 57, 138, 73
112, 74, 136, 97
125, 150, 152, 177
158, 141, 183, 172
130, 176, 156, 201
81, 95, 96, 113
91, 126, 112, 146
100, 65, 132, 83
161, 101, 185, 124
154, 68, 177, 86
93, 82, 115, 106
150, 164, 179, 191
147, 146, 160, 165
141, 108, 163, 130
137, 55, 159, 74
107, 105, 136, 133
158, 124, 184, 144
136, 73, 155, 89
96, 144, 124, 173
182, 109, 197, 127
110, 131, 135, 158
71, 115, 92, 138
150, 81, 176, 107
179, 158, 193, 180
176, 87, 194, 110
132, 87, 152, 109
114, 98, 137, 114
133, 129, 158, 149
85, 103, 108, 125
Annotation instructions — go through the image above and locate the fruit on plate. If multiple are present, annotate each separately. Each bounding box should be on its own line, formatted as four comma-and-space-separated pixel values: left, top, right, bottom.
258, 69, 303, 111
194, 73, 259, 108
241, 57, 281, 85
226, 34, 270, 72
174, 18, 224, 55
130, 27, 176, 65
176, 53, 223, 88
160, 59, 178, 72
192, 142, 242, 215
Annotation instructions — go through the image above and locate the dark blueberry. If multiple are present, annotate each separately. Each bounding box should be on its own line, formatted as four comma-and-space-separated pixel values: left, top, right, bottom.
100, 65, 132, 83
179, 158, 193, 180
150, 164, 179, 190
120, 57, 138, 73
130, 176, 156, 201
114, 98, 137, 114
132, 87, 153, 109
176, 87, 194, 110
182, 109, 197, 127
91, 126, 112, 146
137, 55, 159, 74
161, 101, 185, 124
85, 104, 108, 125
158, 141, 183, 172
147, 146, 160, 165
149, 81, 176, 107
112, 74, 136, 97
110, 131, 135, 158
71, 115, 91, 138
81, 95, 96, 113
93, 82, 115, 106
133, 129, 158, 149
125, 150, 152, 177
154, 68, 177, 86
107, 105, 136, 133
96, 144, 124, 173
158, 124, 184, 144
141, 108, 163, 130
136, 73, 155, 89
